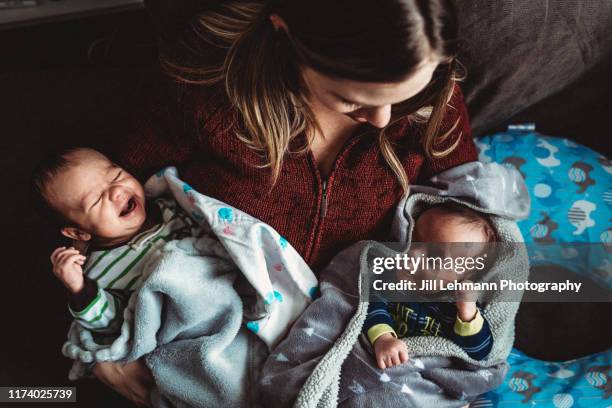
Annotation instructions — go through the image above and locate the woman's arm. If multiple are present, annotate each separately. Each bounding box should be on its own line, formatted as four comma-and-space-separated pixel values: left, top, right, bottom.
93, 360, 155, 407
417, 84, 478, 181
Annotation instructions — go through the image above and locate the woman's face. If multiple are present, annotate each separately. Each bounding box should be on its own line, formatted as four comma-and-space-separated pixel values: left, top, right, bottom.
300, 58, 439, 129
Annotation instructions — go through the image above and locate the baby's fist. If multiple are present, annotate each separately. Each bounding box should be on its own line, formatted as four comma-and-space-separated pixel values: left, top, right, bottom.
373, 333, 409, 369
455, 280, 478, 322
50, 247, 86, 293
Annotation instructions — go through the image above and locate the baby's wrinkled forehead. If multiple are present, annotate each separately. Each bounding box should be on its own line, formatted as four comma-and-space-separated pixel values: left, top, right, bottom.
45, 149, 115, 208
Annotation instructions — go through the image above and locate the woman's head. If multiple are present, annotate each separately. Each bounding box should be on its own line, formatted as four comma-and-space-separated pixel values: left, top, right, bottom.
163, 0, 462, 188
271, 0, 457, 80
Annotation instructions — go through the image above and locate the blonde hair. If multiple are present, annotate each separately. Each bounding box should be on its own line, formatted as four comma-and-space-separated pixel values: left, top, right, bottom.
161, 0, 464, 192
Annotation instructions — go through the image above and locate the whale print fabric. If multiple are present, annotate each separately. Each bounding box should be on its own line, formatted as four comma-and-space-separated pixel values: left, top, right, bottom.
476, 125, 611, 290
474, 348, 612, 407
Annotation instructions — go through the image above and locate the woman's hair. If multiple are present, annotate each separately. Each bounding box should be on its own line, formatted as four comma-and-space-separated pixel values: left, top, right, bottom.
161, 0, 463, 191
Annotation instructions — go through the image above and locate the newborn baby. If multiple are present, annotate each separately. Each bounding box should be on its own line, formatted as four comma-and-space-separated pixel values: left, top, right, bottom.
33, 147, 200, 333
363, 202, 497, 369
34, 147, 320, 408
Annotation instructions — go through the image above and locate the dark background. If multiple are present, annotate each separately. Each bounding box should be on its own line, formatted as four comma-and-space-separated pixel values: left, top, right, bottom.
1, 3, 611, 407
1, 10, 157, 407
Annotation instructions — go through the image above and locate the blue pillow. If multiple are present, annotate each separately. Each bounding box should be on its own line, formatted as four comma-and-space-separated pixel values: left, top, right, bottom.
475, 125, 611, 289
473, 348, 612, 407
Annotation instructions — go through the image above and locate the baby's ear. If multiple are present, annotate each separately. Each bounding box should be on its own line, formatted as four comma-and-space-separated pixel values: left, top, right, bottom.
60, 227, 91, 243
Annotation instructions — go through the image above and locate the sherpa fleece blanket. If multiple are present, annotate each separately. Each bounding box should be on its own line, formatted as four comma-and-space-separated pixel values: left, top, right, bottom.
260, 162, 530, 408
62, 167, 318, 408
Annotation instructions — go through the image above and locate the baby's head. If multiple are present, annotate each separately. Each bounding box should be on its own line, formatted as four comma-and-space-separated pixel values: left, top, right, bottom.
413, 202, 496, 245
32, 147, 146, 247
408, 202, 497, 285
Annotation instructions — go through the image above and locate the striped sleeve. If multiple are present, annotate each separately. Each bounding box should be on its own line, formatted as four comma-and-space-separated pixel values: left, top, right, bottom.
449, 309, 493, 360
363, 296, 397, 344
68, 288, 125, 332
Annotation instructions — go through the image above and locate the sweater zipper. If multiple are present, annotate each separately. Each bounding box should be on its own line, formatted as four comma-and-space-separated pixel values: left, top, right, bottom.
304, 131, 366, 264
320, 180, 328, 218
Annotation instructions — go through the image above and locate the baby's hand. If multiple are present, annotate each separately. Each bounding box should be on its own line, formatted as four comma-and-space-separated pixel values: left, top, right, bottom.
373, 333, 409, 369
50, 247, 87, 294
455, 280, 478, 322
456, 300, 477, 322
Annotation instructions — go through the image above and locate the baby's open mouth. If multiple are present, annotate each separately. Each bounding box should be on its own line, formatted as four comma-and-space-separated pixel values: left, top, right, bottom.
120, 197, 137, 217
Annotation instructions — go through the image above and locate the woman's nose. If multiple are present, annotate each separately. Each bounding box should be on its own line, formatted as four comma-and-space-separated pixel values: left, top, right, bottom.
363, 105, 391, 128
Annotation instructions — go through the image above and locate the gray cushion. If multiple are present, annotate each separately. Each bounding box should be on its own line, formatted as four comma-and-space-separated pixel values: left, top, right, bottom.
457, 0, 612, 135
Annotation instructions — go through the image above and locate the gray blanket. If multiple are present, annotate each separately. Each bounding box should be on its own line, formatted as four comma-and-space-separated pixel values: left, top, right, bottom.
130, 238, 256, 408
261, 162, 530, 407
63, 165, 322, 407
64, 235, 262, 407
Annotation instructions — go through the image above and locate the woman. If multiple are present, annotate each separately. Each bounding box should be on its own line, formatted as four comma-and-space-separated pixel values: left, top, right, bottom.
96, 0, 477, 405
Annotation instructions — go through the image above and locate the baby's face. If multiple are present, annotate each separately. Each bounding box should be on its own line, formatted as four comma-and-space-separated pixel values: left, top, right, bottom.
407, 207, 489, 285
46, 149, 146, 245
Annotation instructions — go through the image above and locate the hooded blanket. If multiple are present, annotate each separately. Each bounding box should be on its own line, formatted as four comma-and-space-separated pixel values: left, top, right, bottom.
261, 162, 530, 408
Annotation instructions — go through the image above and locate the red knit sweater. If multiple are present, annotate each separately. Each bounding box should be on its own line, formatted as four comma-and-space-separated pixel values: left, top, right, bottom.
113, 78, 477, 271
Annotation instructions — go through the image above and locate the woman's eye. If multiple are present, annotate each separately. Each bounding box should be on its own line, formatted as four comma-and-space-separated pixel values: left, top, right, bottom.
339, 98, 359, 108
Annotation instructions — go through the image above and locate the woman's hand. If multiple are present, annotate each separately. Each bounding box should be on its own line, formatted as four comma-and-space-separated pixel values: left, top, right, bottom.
92, 360, 154, 407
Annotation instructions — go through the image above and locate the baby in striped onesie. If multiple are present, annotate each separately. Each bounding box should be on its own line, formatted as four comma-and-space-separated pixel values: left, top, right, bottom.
33, 147, 201, 333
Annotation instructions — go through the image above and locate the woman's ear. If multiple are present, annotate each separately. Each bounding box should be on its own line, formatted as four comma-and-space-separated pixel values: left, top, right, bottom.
61, 227, 92, 243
